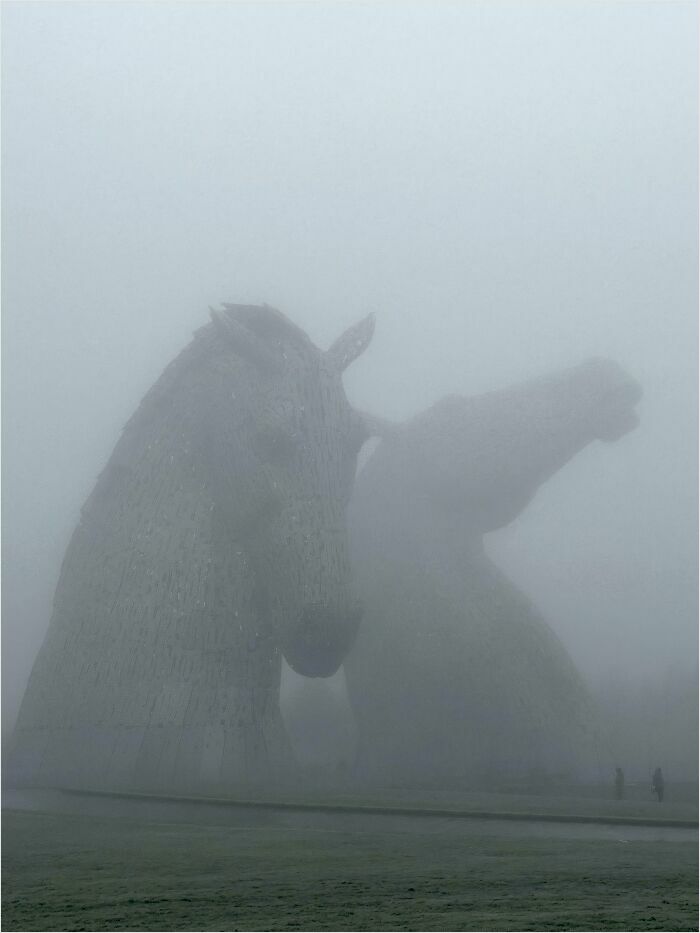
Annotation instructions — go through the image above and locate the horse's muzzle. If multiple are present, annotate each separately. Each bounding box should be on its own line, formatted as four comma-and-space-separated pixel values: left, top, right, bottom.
281, 602, 363, 677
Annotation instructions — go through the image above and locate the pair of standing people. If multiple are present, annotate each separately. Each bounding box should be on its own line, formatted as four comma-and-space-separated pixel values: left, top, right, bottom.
614, 767, 665, 802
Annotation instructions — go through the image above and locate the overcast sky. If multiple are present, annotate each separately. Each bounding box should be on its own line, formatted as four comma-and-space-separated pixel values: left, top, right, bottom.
2, 0, 697, 736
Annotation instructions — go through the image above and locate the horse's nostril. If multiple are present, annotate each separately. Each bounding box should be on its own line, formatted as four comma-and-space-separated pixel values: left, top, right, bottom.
605, 379, 643, 408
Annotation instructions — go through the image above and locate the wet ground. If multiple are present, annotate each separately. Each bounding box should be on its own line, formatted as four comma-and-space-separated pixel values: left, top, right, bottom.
2, 789, 698, 931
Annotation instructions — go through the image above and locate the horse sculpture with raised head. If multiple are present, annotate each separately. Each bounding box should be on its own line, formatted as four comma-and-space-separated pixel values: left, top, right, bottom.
9, 303, 376, 792
345, 358, 642, 784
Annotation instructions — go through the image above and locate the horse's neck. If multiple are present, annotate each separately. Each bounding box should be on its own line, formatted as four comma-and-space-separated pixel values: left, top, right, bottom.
352, 484, 486, 587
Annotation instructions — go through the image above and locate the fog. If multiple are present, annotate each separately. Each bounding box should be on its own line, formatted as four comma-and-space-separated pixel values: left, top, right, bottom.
2, 2, 697, 783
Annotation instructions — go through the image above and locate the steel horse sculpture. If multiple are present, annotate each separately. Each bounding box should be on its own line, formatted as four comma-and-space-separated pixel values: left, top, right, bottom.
346, 359, 642, 784
10, 303, 376, 792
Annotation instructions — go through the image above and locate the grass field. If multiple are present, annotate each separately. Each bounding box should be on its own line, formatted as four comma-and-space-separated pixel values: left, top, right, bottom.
2, 794, 698, 931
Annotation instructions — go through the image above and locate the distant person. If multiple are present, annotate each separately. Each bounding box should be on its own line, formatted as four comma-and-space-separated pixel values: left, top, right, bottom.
652, 767, 665, 803
614, 767, 625, 800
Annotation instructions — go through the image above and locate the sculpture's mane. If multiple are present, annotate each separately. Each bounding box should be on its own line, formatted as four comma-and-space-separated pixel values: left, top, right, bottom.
120, 305, 313, 440
119, 324, 219, 438
229, 303, 312, 352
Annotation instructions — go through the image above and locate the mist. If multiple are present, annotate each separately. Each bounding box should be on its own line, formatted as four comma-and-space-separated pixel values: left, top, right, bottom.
2, 0, 697, 786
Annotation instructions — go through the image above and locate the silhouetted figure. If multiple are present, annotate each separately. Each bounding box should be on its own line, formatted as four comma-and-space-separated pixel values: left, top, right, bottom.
652, 767, 665, 803
614, 767, 625, 800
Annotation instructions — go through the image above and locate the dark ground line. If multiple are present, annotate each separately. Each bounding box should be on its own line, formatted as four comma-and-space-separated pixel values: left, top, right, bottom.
52, 785, 699, 830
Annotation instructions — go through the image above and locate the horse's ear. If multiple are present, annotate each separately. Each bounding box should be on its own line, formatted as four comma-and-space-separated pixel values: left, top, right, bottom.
209, 307, 282, 373
326, 313, 376, 372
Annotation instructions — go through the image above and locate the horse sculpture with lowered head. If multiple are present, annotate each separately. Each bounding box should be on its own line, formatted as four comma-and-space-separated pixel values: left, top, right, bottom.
9, 303, 376, 792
